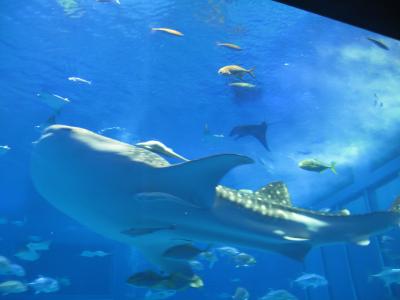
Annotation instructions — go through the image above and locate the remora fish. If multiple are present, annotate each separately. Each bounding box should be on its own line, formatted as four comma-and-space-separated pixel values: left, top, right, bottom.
31, 125, 400, 288
68, 77, 92, 85
136, 140, 189, 162
366, 37, 389, 50
151, 28, 184, 36
229, 82, 256, 89
217, 42, 242, 50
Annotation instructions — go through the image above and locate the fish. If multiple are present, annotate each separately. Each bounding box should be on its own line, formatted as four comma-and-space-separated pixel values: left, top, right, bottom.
370, 268, 400, 286
230, 121, 270, 150
163, 244, 205, 260
31, 125, 400, 288
127, 270, 168, 288
380, 235, 395, 243
296, 150, 312, 155
0, 256, 11, 274
366, 37, 389, 50
0, 280, 27, 296
188, 260, 204, 271
151, 28, 184, 36
96, 0, 121, 5
68, 76, 92, 85
292, 273, 327, 289
122, 225, 176, 237
127, 270, 203, 290
136, 140, 189, 162
298, 159, 337, 174
80, 250, 109, 257
0, 256, 25, 277
37, 93, 70, 111
0, 145, 10, 156
57, 0, 83, 17
9, 264, 25, 277
259, 289, 298, 300
229, 82, 256, 89
27, 240, 51, 251
199, 250, 218, 268
28, 276, 60, 294
217, 42, 242, 50
218, 65, 255, 79
14, 247, 40, 261
202, 124, 225, 143
233, 252, 256, 268
215, 246, 240, 257
232, 287, 250, 300
11, 218, 26, 227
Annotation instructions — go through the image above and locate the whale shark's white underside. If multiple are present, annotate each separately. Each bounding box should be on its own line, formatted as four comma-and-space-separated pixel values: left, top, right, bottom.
31, 125, 400, 283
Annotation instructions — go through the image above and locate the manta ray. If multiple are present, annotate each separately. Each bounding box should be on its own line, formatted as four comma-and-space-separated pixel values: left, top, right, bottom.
31, 125, 400, 288
230, 121, 270, 151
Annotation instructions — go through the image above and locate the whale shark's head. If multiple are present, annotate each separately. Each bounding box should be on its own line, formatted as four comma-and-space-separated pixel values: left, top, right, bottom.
31, 125, 165, 230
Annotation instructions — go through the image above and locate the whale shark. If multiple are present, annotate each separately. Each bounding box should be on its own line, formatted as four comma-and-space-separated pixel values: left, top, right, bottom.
31, 125, 400, 288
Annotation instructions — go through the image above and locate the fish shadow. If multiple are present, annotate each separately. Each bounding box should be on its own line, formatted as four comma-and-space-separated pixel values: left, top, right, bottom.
230, 85, 264, 103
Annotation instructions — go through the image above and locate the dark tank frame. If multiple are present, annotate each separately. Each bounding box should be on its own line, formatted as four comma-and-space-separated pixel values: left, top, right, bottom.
273, 0, 400, 40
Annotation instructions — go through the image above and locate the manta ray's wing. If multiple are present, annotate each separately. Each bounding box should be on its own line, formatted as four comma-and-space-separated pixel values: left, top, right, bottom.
229, 126, 246, 139
252, 124, 269, 151
229, 123, 270, 151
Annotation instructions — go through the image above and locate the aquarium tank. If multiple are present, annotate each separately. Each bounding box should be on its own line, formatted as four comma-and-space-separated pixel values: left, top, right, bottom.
1, 0, 400, 299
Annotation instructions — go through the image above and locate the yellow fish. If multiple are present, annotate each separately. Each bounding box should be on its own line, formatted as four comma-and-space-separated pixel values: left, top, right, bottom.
217, 42, 242, 50
218, 65, 255, 79
151, 28, 184, 36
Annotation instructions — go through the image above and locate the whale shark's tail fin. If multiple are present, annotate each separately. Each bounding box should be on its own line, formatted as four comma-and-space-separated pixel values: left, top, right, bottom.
155, 154, 253, 208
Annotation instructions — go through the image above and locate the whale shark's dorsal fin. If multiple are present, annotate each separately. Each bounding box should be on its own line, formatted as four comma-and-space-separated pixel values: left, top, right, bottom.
255, 181, 292, 206
155, 154, 254, 208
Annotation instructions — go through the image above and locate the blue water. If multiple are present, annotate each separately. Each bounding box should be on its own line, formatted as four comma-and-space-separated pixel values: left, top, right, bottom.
1, 0, 400, 299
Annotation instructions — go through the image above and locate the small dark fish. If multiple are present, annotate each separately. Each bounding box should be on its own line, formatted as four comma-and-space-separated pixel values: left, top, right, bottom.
163, 244, 203, 260
296, 150, 312, 155
374, 93, 384, 107
126, 270, 168, 288
230, 121, 270, 151
127, 270, 203, 290
232, 287, 250, 300
121, 225, 175, 237
367, 37, 389, 50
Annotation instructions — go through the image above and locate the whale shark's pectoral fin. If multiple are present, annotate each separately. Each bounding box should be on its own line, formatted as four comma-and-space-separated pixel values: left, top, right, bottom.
155, 154, 254, 207
135, 239, 197, 279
